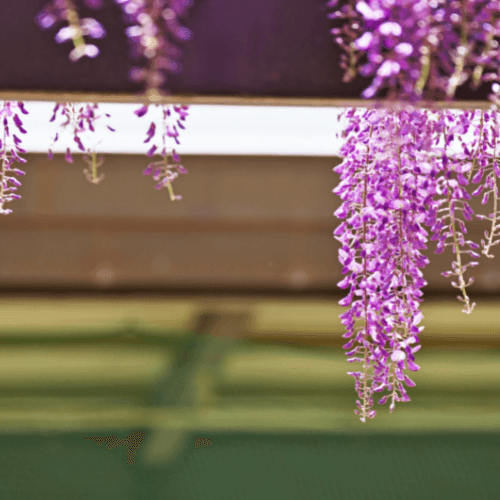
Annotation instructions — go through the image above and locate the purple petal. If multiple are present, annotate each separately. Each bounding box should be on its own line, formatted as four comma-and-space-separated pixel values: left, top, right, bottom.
143, 163, 154, 176
134, 105, 149, 118
146, 145, 157, 157
407, 361, 420, 372
379, 21, 402, 37
17, 102, 29, 114
144, 122, 156, 143
84, 0, 103, 8
13, 115, 27, 133
81, 18, 106, 39
36, 11, 57, 29
10, 149, 27, 163
74, 135, 85, 151
354, 32, 374, 51
172, 149, 181, 162
55, 26, 76, 43
65, 148, 74, 163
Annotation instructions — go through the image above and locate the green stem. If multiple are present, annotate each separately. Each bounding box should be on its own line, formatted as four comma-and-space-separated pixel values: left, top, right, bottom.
415, 45, 431, 96
64, 1, 86, 50
468, 110, 484, 183
91, 151, 98, 182
483, 111, 498, 258
361, 125, 373, 423
446, 0, 470, 99
444, 125, 474, 314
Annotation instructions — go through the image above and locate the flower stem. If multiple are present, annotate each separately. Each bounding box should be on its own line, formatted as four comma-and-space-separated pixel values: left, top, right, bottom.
361, 125, 373, 423
468, 110, 484, 183
64, 0, 86, 50
483, 111, 499, 258
446, 0, 470, 99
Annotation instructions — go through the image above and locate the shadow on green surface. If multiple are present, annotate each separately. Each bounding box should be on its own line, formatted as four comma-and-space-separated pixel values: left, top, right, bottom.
0, 430, 498, 500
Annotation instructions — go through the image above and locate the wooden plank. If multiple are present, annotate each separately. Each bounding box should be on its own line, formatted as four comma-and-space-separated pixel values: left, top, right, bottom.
0, 298, 199, 335
0, 92, 492, 110
0, 345, 173, 389
0, 405, 499, 434
217, 349, 500, 391
250, 299, 500, 340
2, 214, 333, 234
1, 298, 500, 342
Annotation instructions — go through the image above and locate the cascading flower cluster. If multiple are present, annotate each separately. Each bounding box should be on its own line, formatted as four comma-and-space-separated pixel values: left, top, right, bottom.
36, 0, 106, 61
0, 102, 28, 215
328, 0, 500, 422
328, 0, 500, 101
115, 0, 193, 98
334, 105, 437, 420
335, 103, 500, 421
135, 103, 188, 200
48, 102, 115, 184
36, 2, 194, 194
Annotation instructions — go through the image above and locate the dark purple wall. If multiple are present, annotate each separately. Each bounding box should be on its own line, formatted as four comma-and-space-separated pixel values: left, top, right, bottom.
0, 0, 490, 100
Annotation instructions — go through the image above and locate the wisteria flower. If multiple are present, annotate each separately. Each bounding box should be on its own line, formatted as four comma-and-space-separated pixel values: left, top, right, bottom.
37, 0, 106, 61
0, 102, 28, 215
137, 103, 189, 200
333, 105, 436, 421
48, 102, 115, 184
116, 0, 194, 95
328, 0, 500, 102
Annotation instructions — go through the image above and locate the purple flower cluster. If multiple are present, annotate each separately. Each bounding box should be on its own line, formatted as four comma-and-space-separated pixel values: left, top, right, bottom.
464, 109, 500, 258
37, 0, 106, 61
0, 102, 28, 215
335, 102, 500, 420
328, 0, 500, 101
328, 0, 500, 422
115, 0, 193, 96
136, 103, 188, 200
334, 105, 431, 420
48, 102, 115, 183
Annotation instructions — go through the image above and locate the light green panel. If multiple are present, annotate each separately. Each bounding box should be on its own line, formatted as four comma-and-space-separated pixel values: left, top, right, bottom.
0, 298, 200, 336
0, 345, 174, 389
217, 345, 500, 391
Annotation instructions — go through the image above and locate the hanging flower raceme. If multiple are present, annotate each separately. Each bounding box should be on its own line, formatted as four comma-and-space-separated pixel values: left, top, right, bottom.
423, 109, 481, 313
36, 0, 106, 61
467, 106, 500, 258
0, 102, 28, 215
327, 0, 500, 102
48, 102, 115, 184
334, 101, 500, 420
136, 103, 188, 200
115, 0, 193, 97
334, 105, 436, 421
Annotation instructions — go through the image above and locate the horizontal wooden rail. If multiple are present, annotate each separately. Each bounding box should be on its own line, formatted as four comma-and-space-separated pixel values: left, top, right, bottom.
0, 298, 499, 347
0, 91, 493, 110
0, 405, 498, 434
1, 215, 334, 234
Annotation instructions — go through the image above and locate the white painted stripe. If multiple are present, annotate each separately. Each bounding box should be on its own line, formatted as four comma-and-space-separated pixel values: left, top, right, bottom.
15, 102, 347, 157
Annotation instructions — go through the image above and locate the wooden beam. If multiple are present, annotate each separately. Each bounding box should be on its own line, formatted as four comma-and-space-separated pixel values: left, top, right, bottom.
1, 214, 334, 233
0, 91, 493, 109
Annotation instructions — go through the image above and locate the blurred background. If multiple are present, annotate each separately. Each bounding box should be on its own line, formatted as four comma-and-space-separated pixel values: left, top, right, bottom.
1, 0, 498, 495
0, 150, 499, 500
